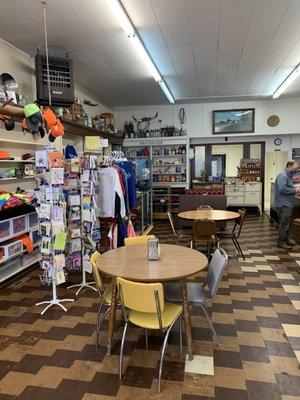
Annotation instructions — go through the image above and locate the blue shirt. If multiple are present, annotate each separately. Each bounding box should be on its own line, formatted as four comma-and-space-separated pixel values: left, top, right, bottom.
274, 169, 296, 208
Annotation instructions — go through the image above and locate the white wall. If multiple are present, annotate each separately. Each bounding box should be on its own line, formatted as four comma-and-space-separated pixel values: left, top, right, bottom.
115, 99, 300, 155
212, 144, 243, 176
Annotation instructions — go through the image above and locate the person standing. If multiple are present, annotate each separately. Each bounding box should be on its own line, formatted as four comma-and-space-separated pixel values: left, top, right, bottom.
275, 160, 299, 249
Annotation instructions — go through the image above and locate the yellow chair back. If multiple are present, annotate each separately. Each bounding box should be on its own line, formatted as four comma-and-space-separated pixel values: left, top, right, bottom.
117, 277, 164, 313
124, 235, 155, 246
90, 251, 105, 292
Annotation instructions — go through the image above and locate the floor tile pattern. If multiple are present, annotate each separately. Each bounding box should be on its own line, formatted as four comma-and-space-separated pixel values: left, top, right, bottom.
0, 215, 299, 399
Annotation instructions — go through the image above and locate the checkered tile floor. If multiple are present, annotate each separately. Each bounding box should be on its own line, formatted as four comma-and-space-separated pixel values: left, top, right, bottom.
0, 215, 299, 399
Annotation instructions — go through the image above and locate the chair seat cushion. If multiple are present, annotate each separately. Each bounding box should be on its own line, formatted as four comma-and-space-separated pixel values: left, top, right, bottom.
128, 302, 182, 329
164, 282, 209, 304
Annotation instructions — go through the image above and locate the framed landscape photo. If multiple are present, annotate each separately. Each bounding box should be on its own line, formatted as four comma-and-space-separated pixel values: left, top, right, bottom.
212, 108, 255, 135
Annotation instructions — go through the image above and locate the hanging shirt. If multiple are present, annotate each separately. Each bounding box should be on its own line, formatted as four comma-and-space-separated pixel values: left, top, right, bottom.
116, 161, 137, 210
98, 167, 126, 218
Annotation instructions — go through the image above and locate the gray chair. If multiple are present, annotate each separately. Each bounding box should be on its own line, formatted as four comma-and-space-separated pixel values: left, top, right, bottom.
164, 247, 228, 343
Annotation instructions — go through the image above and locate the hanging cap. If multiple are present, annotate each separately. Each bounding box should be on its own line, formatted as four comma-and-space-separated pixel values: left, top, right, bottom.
65, 144, 77, 159
24, 103, 41, 117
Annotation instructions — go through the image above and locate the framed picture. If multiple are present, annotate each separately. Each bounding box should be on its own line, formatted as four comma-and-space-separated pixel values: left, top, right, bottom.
212, 108, 255, 135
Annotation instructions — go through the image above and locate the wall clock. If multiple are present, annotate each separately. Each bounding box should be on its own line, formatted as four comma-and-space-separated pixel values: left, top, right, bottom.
274, 137, 282, 146
267, 115, 280, 127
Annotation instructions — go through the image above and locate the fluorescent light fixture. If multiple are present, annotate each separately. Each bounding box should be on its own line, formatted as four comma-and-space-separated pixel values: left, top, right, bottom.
130, 34, 161, 82
159, 79, 174, 104
105, 0, 175, 103
273, 64, 300, 99
105, 0, 134, 37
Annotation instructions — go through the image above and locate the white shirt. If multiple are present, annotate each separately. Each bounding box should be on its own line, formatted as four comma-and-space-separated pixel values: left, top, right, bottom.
98, 167, 126, 218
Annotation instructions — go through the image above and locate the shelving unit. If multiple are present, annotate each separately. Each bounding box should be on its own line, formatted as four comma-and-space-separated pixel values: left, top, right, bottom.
123, 137, 189, 189
152, 187, 186, 219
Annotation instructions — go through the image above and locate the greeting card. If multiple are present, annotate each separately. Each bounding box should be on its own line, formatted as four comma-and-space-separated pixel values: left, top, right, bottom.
53, 232, 67, 251
35, 150, 48, 168
52, 222, 65, 235
54, 254, 65, 269
41, 236, 51, 254
40, 221, 51, 236
50, 168, 64, 185
48, 151, 63, 168
38, 203, 51, 219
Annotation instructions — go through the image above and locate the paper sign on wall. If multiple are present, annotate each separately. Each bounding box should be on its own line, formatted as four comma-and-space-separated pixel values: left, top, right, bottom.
84, 136, 100, 151
100, 139, 109, 148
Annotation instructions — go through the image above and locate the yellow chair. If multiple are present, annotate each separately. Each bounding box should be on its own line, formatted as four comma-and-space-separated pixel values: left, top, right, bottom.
91, 251, 119, 348
117, 277, 183, 393
124, 234, 155, 246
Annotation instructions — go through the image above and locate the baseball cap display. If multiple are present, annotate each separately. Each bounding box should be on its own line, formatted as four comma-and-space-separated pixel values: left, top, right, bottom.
0, 151, 14, 160
43, 108, 64, 142
0, 114, 15, 131
22, 153, 34, 160
22, 103, 43, 133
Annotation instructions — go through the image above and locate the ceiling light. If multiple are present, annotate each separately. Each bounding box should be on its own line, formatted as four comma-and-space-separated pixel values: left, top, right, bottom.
158, 80, 174, 104
105, 0, 175, 103
273, 64, 300, 99
105, 0, 134, 37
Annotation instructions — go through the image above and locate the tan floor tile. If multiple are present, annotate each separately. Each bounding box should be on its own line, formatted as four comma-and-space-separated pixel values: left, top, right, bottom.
252, 257, 267, 262
116, 385, 151, 400
256, 265, 273, 271
248, 250, 263, 254
248, 290, 270, 299
182, 373, 214, 397
281, 396, 300, 400
282, 324, 300, 338
150, 379, 184, 399
218, 335, 239, 348
253, 306, 278, 318
269, 355, 300, 376
266, 287, 287, 296
273, 303, 298, 314
241, 267, 257, 272
83, 394, 115, 400
130, 349, 159, 368
233, 309, 257, 321
101, 355, 129, 375
228, 279, 247, 286
237, 331, 265, 347
238, 258, 254, 263
230, 292, 251, 301
265, 256, 280, 260
260, 327, 286, 342
212, 312, 235, 325
275, 273, 295, 280
214, 295, 232, 304
244, 277, 263, 284
282, 285, 300, 293
192, 340, 214, 357
213, 366, 246, 390
31, 366, 66, 388
243, 361, 276, 383
0, 371, 34, 396
291, 300, 300, 310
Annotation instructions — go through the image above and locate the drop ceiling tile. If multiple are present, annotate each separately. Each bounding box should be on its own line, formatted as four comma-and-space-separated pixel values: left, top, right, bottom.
220, 0, 255, 16
187, 0, 220, 20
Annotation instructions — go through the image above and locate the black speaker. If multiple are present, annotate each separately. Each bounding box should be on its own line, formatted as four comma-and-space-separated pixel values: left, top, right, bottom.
35, 54, 74, 106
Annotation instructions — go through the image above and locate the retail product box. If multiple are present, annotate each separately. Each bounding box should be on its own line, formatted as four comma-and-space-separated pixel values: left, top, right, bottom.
27, 212, 39, 229
0, 239, 23, 259
0, 257, 21, 275
0, 220, 11, 242
30, 229, 41, 245
12, 215, 27, 235
21, 248, 40, 268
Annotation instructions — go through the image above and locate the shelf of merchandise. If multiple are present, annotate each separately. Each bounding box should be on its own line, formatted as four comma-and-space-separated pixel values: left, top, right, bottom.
0, 138, 46, 146
0, 176, 35, 182
0, 256, 41, 284
123, 137, 189, 190
0, 242, 40, 265
0, 159, 35, 163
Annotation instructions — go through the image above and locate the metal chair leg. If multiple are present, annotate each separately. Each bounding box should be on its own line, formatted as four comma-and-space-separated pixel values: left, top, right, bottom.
235, 239, 245, 260
145, 328, 149, 349
119, 321, 129, 380
157, 321, 176, 393
200, 304, 220, 345
232, 237, 240, 255
96, 306, 110, 348
179, 315, 183, 355
96, 301, 104, 328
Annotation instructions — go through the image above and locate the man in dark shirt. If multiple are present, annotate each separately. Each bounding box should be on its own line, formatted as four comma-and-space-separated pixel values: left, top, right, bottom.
275, 160, 299, 249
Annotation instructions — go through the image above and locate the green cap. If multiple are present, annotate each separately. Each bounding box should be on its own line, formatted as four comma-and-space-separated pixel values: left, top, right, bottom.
24, 103, 40, 117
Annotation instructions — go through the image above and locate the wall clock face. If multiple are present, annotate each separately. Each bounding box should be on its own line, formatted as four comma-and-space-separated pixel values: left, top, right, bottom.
267, 115, 280, 127
274, 137, 282, 146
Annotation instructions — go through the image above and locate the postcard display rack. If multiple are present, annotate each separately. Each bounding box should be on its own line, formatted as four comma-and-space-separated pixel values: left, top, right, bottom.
34, 149, 74, 315
66, 154, 98, 295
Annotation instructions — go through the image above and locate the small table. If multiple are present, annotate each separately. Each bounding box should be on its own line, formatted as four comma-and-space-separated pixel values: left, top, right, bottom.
178, 209, 240, 221
98, 244, 208, 360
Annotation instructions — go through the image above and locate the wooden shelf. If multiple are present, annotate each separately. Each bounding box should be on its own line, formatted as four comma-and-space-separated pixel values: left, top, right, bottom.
62, 118, 124, 145
0, 176, 35, 182
0, 159, 35, 163
0, 138, 45, 146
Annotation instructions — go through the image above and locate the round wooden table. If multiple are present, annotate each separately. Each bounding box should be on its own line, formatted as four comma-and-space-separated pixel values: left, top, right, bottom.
98, 244, 208, 359
178, 209, 240, 221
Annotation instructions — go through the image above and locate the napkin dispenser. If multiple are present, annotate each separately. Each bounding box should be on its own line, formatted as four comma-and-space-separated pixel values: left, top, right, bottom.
148, 238, 160, 261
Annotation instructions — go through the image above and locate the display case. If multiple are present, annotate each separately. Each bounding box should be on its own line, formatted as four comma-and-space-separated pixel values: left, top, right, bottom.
132, 189, 153, 234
